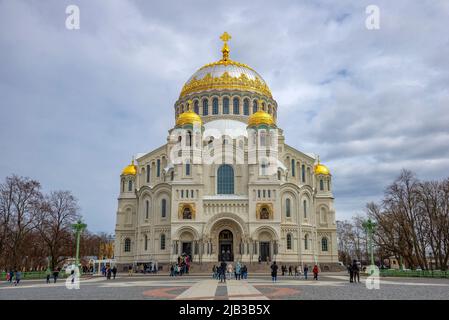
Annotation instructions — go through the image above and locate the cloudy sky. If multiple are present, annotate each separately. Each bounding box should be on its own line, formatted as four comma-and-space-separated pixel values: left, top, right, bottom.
1, 0, 448, 233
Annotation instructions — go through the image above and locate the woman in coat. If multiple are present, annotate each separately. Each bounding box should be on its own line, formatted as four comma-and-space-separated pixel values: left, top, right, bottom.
312, 265, 319, 280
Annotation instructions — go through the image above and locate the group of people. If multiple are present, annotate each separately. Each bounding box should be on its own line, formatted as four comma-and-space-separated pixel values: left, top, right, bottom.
213, 261, 248, 282
347, 260, 361, 283
169, 254, 191, 276
101, 265, 117, 280
270, 262, 320, 282
5, 270, 21, 286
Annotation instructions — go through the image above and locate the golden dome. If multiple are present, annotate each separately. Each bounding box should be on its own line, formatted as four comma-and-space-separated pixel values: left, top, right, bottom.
247, 101, 275, 127
121, 159, 137, 176
179, 32, 272, 99
176, 100, 202, 127
314, 160, 331, 176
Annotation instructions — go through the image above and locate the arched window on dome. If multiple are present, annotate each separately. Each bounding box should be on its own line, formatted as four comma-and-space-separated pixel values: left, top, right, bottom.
213, 98, 219, 115
194, 100, 199, 114
233, 97, 240, 114
180, 105, 184, 113
286, 233, 292, 250
202, 99, 209, 116
262, 102, 266, 111
320, 179, 324, 191
223, 97, 230, 114
268, 105, 272, 114
217, 164, 234, 194
286, 198, 291, 217
252, 100, 258, 113
128, 180, 133, 192
243, 98, 249, 115
260, 130, 266, 147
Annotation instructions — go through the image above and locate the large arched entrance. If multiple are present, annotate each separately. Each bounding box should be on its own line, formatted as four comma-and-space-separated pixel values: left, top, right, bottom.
219, 230, 233, 262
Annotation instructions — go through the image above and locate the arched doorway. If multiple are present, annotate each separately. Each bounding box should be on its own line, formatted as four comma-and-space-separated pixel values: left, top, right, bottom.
219, 230, 233, 261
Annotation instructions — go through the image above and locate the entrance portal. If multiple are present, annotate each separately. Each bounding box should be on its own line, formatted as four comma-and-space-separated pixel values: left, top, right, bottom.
218, 230, 233, 261
182, 242, 192, 261
260, 242, 270, 262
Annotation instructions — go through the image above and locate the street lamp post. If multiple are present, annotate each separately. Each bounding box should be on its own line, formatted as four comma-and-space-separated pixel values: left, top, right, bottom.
362, 219, 377, 269
72, 219, 87, 269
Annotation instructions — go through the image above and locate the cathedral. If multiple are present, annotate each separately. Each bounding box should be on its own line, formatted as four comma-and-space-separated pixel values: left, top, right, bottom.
114, 33, 339, 271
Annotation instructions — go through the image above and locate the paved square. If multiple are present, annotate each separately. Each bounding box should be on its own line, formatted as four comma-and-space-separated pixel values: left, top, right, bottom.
1, 273, 448, 300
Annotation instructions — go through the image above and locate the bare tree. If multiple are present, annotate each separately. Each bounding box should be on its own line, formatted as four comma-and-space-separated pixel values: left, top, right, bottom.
36, 191, 80, 269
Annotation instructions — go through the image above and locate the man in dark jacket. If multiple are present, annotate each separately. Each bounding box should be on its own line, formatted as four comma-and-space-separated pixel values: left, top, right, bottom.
220, 260, 227, 283
271, 261, 278, 282
348, 264, 354, 283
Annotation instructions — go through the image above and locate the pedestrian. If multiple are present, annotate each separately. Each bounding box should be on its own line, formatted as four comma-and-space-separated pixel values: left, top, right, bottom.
14, 270, 21, 286
235, 261, 241, 280
46, 268, 51, 284
242, 265, 248, 279
303, 265, 309, 280
107, 266, 112, 280
352, 260, 360, 283
112, 266, 117, 279
270, 261, 278, 282
313, 265, 319, 280
226, 263, 233, 280
53, 268, 59, 283
220, 260, 227, 283
348, 264, 354, 283
288, 265, 293, 276
8, 270, 14, 283
128, 265, 133, 276
212, 265, 217, 279
6, 270, 11, 282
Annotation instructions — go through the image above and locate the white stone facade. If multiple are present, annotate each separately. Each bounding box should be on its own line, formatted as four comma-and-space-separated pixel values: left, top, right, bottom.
114, 47, 338, 271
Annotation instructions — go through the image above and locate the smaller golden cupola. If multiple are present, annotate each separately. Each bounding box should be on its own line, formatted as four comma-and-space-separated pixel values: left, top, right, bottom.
176, 100, 202, 127
121, 158, 137, 176
314, 156, 331, 175
247, 99, 275, 127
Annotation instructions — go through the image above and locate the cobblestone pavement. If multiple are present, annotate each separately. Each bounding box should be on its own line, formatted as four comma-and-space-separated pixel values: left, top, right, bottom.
0, 273, 448, 300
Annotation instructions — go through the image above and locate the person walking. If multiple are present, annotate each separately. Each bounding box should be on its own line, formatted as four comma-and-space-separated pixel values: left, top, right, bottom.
313, 265, 319, 280
288, 266, 293, 276
303, 265, 309, 280
14, 270, 21, 286
112, 266, 117, 279
348, 264, 354, 283
220, 260, 227, 283
53, 268, 59, 283
270, 261, 278, 282
352, 260, 360, 283
46, 268, 51, 284
226, 263, 233, 280
107, 266, 112, 280
8, 270, 14, 283
242, 265, 247, 279
128, 265, 133, 276
235, 261, 241, 280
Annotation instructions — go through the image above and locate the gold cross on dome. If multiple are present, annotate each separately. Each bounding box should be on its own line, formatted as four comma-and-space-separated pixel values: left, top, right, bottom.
220, 32, 231, 43
220, 32, 232, 61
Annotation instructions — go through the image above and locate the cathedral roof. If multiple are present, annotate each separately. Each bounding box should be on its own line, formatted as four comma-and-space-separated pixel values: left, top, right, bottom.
179, 32, 272, 99
176, 100, 202, 127
314, 158, 331, 176
121, 159, 137, 176
247, 101, 275, 127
